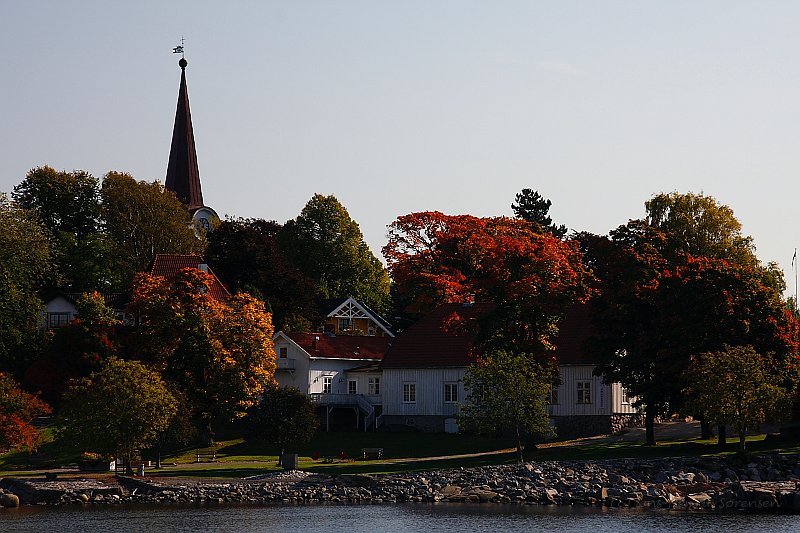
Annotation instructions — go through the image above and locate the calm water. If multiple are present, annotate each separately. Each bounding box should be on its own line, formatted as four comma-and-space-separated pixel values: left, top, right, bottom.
1, 503, 798, 532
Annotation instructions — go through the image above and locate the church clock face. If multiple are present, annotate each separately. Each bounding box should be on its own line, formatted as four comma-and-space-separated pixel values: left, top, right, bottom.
191, 206, 219, 235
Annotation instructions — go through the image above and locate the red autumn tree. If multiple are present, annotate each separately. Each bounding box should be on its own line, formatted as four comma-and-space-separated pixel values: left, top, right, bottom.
582, 221, 799, 445
384, 212, 592, 350
0, 372, 51, 451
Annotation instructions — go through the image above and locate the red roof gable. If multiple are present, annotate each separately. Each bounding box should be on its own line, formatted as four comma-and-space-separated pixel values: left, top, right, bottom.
381, 303, 493, 368
149, 254, 231, 301
286, 332, 389, 361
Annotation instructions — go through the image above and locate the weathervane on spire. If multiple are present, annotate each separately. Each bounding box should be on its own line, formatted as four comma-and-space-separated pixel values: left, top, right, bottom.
172, 36, 185, 58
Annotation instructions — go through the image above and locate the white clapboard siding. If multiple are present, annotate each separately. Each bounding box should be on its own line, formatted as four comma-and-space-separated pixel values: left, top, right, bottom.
610, 382, 640, 414
548, 365, 611, 417
348, 372, 383, 405
382, 368, 466, 416
273, 340, 312, 392
549, 365, 642, 416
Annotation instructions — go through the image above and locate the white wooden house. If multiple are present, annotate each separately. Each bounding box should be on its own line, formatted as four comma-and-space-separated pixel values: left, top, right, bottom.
273, 331, 389, 431
379, 302, 643, 437
379, 303, 489, 433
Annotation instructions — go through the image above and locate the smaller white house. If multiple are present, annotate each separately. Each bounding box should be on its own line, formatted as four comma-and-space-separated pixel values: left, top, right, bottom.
42, 292, 130, 330
273, 331, 389, 431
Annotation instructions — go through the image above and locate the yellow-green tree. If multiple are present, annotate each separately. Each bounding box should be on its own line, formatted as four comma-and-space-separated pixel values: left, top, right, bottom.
684, 345, 794, 452
460, 350, 556, 463
129, 268, 276, 442
58, 358, 177, 474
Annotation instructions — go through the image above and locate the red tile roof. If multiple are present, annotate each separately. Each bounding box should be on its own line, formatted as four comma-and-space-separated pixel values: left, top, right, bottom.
551, 303, 598, 365
381, 303, 493, 368
285, 332, 389, 361
382, 301, 597, 369
149, 254, 230, 301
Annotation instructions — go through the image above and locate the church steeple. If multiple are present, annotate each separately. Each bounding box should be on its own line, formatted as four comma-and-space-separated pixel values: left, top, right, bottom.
165, 57, 204, 210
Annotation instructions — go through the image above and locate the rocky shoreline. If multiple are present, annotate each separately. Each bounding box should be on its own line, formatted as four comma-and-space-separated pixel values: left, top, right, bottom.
2, 454, 800, 513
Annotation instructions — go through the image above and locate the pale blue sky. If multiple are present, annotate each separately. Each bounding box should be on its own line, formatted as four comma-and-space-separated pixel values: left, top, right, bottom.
2, 1, 800, 286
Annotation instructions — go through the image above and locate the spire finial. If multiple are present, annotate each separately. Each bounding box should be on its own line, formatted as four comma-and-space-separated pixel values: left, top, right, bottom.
172, 36, 186, 68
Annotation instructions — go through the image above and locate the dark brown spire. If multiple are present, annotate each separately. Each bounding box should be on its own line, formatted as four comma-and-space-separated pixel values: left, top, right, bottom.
165, 58, 204, 210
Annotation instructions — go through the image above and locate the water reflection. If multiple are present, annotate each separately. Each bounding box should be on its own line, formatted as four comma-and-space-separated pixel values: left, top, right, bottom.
1, 503, 799, 533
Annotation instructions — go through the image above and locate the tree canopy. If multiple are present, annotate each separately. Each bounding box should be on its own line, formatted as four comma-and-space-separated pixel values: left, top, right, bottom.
0, 196, 54, 374
101, 172, 203, 288
460, 350, 555, 462
0, 372, 51, 451
58, 358, 177, 473
511, 189, 568, 238
129, 268, 276, 441
384, 212, 592, 351
583, 216, 799, 444
280, 194, 391, 314
645, 191, 757, 266
12, 166, 110, 291
250, 384, 320, 456
206, 218, 318, 330
685, 345, 794, 452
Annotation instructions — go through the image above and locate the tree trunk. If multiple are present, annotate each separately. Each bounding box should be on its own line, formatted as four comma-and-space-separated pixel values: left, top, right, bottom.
516, 425, 524, 464
700, 418, 713, 439
739, 429, 747, 453
156, 445, 162, 469
645, 405, 656, 446
717, 424, 727, 447
205, 418, 215, 446
123, 456, 133, 476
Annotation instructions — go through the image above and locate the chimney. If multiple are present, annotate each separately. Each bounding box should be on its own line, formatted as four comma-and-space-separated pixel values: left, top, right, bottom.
312, 335, 319, 350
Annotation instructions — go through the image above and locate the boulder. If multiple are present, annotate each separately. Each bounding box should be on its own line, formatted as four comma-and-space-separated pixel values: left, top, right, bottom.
0, 493, 20, 507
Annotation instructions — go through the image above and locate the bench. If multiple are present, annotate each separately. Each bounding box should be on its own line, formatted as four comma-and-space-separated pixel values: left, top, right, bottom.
361, 447, 384, 460
195, 449, 217, 463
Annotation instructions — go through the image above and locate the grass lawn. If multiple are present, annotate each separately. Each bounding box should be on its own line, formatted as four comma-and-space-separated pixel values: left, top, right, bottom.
4, 429, 800, 479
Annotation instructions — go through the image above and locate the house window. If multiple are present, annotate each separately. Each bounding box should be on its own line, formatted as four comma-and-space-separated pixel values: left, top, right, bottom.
279, 347, 288, 358
577, 381, 592, 404
548, 387, 559, 405
48, 312, 70, 329
338, 318, 352, 331
368, 377, 380, 395
348, 379, 357, 395
403, 382, 416, 403
323, 376, 332, 394
621, 388, 634, 405
444, 383, 458, 403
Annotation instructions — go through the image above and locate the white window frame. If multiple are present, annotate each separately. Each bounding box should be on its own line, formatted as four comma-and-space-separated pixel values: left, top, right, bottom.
48, 312, 71, 329
348, 379, 357, 395
577, 381, 591, 404
322, 376, 332, 394
402, 382, 416, 403
368, 377, 380, 395
549, 386, 559, 405
444, 382, 458, 403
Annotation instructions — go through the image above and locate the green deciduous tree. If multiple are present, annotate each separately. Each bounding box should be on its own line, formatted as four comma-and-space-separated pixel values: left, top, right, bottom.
511, 188, 568, 238
0, 195, 53, 374
101, 172, 203, 288
206, 218, 318, 329
12, 166, 111, 291
250, 385, 320, 457
684, 345, 794, 452
58, 358, 177, 474
460, 350, 556, 463
280, 194, 391, 314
